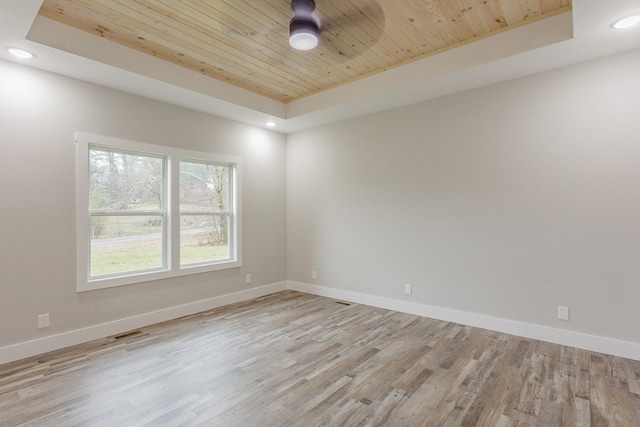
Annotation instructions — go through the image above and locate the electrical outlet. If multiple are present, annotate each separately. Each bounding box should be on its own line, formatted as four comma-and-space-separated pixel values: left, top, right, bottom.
38, 313, 50, 329
245, 274, 251, 284
558, 306, 569, 321
404, 284, 412, 295
312, 271, 317, 280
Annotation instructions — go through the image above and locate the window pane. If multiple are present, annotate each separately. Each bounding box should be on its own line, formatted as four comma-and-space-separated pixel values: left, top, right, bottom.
90, 215, 163, 277
180, 214, 229, 266
180, 161, 229, 212
89, 148, 163, 211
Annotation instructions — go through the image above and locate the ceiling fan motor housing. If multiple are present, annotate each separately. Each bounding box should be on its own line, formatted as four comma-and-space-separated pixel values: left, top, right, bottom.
289, 17, 319, 35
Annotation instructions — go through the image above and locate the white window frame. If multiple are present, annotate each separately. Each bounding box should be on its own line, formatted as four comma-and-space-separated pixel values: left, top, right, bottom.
76, 132, 242, 292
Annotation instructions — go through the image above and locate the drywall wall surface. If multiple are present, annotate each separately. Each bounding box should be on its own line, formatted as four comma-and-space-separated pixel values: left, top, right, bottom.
287, 48, 640, 344
0, 60, 286, 347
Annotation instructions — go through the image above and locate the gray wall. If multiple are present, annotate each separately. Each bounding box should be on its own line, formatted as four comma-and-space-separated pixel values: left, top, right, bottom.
0, 60, 287, 347
3, 46, 640, 354
287, 48, 640, 344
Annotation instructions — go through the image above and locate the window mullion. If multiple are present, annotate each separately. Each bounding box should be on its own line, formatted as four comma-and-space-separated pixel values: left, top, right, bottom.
180, 211, 231, 216
168, 154, 180, 272
89, 211, 163, 216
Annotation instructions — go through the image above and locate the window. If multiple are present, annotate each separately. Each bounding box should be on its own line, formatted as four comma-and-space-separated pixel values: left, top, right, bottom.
179, 161, 233, 266
77, 133, 241, 291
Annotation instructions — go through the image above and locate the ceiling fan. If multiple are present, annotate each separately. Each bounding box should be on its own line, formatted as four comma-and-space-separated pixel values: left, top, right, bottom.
288, 0, 385, 53
289, 0, 320, 50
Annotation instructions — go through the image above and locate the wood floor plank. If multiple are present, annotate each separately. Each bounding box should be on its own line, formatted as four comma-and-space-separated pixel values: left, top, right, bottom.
1, 290, 639, 426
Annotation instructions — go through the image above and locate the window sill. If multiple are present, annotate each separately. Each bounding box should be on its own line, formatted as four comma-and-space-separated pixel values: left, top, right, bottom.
77, 259, 242, 292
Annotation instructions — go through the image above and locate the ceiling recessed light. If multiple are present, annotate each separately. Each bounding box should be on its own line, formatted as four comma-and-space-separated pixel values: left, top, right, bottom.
265, 121, 277, 127
613, 15, 640, 29
7, 48, 34, 59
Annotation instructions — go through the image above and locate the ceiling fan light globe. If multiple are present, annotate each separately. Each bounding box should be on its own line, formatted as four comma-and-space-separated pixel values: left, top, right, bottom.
289, 30, 318, 50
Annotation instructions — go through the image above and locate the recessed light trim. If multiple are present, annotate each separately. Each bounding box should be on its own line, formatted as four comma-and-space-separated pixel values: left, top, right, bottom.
613, 15, 640, 29
265, 121, 277, 127
7, 47, 34, 59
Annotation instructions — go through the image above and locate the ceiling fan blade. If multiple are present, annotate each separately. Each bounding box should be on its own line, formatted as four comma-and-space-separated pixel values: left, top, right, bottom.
314, 0, 385, 58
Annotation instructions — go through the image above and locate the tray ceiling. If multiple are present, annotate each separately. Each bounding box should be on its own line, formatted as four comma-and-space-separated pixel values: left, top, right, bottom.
37, 0, 571, 103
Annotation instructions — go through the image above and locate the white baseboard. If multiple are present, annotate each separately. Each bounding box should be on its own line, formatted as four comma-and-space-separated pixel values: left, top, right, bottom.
287, 281, 640, 361
4, 281, 638, 365
0, 282, 287, 365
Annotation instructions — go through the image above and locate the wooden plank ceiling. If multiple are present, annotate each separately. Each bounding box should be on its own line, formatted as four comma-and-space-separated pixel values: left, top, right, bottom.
38, 0, 571, 103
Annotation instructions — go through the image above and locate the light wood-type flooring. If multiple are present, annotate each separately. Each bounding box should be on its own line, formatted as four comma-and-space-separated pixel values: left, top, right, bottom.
1, 291, 639, 426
